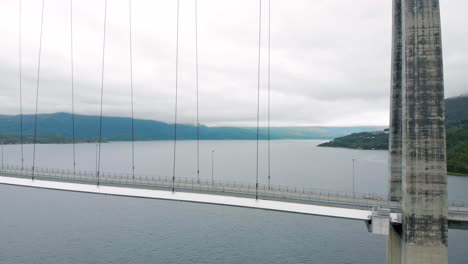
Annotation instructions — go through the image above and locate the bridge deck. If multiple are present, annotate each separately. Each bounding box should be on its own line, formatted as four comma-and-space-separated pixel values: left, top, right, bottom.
0, 166, 467, 229
0, 175, 373, 221
1, 166, 400, 212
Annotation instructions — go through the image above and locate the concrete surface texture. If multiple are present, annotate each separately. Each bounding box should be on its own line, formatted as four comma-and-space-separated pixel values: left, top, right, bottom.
401, 0, 448, 263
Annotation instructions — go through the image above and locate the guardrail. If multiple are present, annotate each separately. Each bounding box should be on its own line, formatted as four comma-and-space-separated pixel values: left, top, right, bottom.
1, 164, 466, 211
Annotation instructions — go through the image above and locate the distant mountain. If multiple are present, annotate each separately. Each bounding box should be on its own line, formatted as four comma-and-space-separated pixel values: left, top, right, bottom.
0, 112, 382, 143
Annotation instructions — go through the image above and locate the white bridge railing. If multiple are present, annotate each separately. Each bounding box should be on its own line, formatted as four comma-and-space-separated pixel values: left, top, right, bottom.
0, 164, 466, 211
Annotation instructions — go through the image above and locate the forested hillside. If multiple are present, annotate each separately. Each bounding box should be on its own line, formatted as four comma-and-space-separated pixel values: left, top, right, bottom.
319, 95, 468, 175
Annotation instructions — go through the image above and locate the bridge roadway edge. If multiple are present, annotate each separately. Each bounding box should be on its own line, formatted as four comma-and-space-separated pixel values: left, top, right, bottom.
1, 175, 466, 232
0, 175, 379, 224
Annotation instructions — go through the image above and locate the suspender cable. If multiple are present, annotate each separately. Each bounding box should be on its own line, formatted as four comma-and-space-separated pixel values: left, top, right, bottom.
32, 0, 45, 180
97, 0, 108, 186
255, 0, 262, 200
172, 0, 180, 192
267, 0, 271, 190
70, 0, 76, 175
19, 0, 24, 171
129, 0, 135, 179
195, 0, 200, 183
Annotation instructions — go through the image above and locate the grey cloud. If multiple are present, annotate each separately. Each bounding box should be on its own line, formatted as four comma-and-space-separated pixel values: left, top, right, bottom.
0, 0, 467, 127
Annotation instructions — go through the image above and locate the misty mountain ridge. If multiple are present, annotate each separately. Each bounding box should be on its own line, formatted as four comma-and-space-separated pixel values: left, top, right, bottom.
0, 112, 383, 142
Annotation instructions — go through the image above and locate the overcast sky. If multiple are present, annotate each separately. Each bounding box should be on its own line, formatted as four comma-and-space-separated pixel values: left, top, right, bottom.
0, 0, 467, 127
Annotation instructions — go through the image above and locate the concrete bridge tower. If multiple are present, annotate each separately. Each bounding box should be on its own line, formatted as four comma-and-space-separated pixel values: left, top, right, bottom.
388, 0, 448, 263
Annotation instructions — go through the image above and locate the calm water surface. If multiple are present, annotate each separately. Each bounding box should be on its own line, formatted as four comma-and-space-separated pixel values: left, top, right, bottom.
0, 140, 467, 264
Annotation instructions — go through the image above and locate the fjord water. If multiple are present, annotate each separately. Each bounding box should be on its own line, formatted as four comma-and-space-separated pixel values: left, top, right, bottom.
0, 140, 467, 264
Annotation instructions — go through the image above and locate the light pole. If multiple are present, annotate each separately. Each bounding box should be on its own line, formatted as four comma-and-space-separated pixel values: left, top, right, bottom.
352, 158, 356, 198
1, 140, 4, 171
211, 149, 214, 185
95, 143, 98, 176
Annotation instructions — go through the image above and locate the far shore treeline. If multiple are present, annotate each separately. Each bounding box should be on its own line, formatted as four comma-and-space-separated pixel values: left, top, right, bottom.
319, 95, 468, 176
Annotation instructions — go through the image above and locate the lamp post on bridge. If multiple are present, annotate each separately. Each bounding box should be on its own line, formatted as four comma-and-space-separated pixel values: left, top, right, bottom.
352, 158, 355, 199
1, 140, 4, 171
95, 143, 98, 176
211, 149, 214, 185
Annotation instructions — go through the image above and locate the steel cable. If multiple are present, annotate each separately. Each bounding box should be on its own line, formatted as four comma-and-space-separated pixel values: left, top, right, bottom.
255, 0, 262, 200
172, 0, 180, 192
195, 0, 200, 183
97, 0, 108, 186
129, 0, 135, 179
70, 0, 76, 175
19, 0, 24, 171
267, 0, 271, 190
32, 0, 46, 180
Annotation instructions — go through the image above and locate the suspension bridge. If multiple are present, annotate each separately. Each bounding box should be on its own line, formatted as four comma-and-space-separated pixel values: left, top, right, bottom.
0, 0, 467, 263
1, 165, 467, 230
